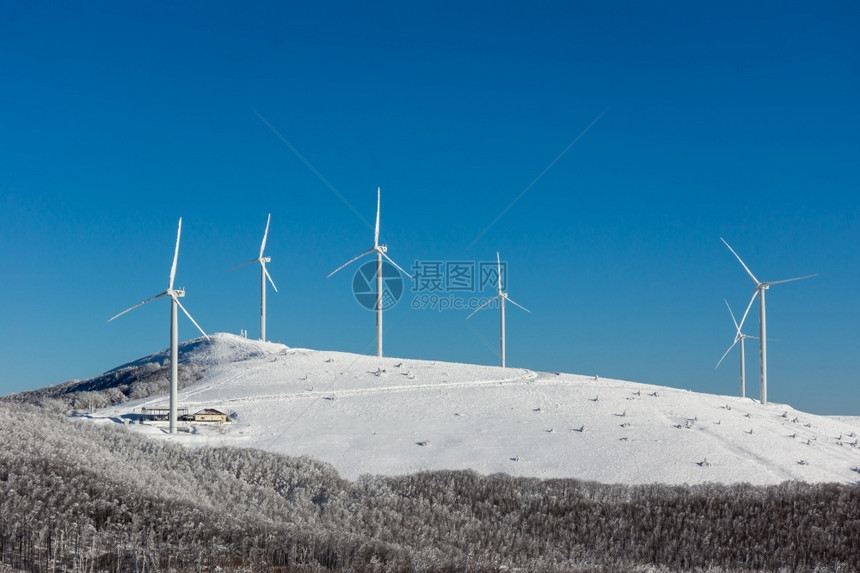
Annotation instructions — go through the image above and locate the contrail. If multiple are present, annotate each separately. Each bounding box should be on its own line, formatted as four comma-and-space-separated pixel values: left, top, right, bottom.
468, 107, 609, 249
253, 107, 372, 230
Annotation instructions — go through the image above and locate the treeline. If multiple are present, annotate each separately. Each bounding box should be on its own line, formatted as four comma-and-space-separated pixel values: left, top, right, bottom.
2, 362, 203, 414
1, 401, 857, 572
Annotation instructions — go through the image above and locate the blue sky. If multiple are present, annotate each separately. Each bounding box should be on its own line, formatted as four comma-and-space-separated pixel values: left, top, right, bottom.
2, 1, 858, 415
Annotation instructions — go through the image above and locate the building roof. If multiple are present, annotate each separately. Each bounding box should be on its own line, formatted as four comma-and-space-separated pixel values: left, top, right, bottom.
194, 408, 227, 416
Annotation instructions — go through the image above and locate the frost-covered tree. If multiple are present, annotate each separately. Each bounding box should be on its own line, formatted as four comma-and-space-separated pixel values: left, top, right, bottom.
1, 401, 857, 572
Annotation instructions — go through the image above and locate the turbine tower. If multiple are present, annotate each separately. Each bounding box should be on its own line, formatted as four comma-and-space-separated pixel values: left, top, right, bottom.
467, 252, 530, 367
328, 187, 410, 357
715, 298, 758, 398
109, 218, 208, 434
721, 238, 816, 405
229, 214, 278, 341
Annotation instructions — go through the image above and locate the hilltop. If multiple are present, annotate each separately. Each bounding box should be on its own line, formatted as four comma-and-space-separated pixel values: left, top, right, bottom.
61, 332, 860, 485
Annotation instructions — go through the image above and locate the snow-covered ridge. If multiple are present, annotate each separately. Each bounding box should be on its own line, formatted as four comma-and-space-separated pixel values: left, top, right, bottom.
107, 332, 282, 371
92, 333, 860, 485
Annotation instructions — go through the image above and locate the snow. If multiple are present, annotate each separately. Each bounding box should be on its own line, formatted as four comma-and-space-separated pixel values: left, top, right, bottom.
94, 333, 860, 485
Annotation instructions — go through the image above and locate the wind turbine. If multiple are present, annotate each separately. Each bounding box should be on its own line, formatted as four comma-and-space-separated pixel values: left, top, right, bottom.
715, 298, 758, 398
109, 218, 208, 434
328, 187, 410, 357
720, 238, 816, 405
229, 214, 278, 341
467, 252, 530, 367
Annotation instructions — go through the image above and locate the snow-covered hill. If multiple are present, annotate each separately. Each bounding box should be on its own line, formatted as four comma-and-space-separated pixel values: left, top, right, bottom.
92, 333, 860, 485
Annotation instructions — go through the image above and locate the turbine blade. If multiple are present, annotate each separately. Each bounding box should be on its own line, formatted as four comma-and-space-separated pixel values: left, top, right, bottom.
327, 249, 373, 278
720, 237, 760, 285
724, 298, 740, 331
374, 187, 381, 248
108, 291, 168, 322
505, 294, 531, 313
496, 252, 503, 293
227, 258, 257, 273
738, 290, 758, 333
767, 273, 818, 286
173, 296, 209, 339
380, 250, 413, 280
260, 213, 271, 258
169, 218, 182, 291
262, 262, 278, 292
467, 295, 499, 319
715, 339, 739, 369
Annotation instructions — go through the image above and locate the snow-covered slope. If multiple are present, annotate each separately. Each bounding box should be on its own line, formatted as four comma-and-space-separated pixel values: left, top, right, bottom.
94, 333, 860, 485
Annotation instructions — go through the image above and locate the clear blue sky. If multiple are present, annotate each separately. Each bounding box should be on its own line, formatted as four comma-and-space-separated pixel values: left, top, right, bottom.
2, 1, 858, 415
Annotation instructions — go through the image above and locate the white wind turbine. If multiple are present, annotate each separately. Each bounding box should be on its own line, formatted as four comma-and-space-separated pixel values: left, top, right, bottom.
467, 252, 530, 367
109, 218, 208, 434
715, 298, 758, 399
328, 187, 410, 357
229, 214, 278, 342
720, 238, 816, 405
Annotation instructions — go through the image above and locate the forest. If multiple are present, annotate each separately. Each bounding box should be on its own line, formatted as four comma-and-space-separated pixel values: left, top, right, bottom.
1, 400, 858, 572
6, 362, 204, 414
